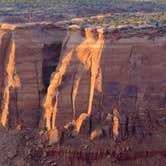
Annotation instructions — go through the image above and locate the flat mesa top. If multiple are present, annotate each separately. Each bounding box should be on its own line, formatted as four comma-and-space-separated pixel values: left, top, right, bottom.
0, 12, 166, 36
0, 0, 166, 24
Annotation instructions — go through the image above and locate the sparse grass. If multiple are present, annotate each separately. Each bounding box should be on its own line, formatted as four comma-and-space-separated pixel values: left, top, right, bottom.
148, 12, 166, 25
80, 12, 166, 27
0, 0, 166, 8
0, 0, 165, 26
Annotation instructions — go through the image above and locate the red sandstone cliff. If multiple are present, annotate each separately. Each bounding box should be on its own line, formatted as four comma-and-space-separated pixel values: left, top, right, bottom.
0, 23, 166, 165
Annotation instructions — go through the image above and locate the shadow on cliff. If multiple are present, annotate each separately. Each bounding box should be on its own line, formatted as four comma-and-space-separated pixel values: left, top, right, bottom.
40, 28, 105, 133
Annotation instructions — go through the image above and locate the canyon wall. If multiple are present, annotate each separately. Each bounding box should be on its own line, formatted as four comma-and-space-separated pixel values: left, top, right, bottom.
0, 24, 166, 141
40, 26, 166, 142
0, 25, 66, 128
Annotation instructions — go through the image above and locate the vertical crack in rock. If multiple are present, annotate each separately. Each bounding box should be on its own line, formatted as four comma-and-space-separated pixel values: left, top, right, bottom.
1, 39, 21, 127
72, 28, 97, 119
87, 29, 104, 115
72, 64, 85, 119
42, 44, 74, 130
51, 90, 59, 130
72, 28, 104, 122
95, 68, 103, 93
42, 28, 104, 131
112, 108, 120, 141
0, 31, 11, 112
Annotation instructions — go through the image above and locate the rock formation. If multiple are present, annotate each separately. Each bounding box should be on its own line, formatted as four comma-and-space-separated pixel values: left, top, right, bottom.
0, 24, 67, 128
0, 23, 166, 165
41, 28, 105, 131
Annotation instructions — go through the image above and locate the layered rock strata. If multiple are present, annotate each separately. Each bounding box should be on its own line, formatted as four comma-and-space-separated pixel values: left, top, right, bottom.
0, 24, 66, 128
0, 24, 165, 142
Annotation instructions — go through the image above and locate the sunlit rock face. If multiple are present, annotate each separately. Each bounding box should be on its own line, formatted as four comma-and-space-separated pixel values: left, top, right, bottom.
41, 27, 166, 141
41, 28, 105, 131
0, 24, 166, 141
0, 26, 66, 128
0, 30, 11, 116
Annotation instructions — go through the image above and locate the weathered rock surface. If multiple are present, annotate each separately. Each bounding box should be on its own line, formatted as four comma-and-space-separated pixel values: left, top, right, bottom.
0, 23, 166, 165
0, 24, 66, 128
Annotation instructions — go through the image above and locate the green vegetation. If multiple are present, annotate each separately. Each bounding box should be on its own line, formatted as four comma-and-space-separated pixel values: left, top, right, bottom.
80, 12, 166, 27
148, 12, 166, 25
0, 0, 166, 14
0, 0, 165, 26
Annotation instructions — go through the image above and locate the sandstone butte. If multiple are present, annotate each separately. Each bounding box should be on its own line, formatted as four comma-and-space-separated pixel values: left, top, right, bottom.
0, 22, 166, 165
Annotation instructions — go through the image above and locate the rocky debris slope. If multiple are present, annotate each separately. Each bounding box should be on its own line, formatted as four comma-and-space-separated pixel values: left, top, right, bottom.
0, 126, 165, 166
0, 127, 25, 166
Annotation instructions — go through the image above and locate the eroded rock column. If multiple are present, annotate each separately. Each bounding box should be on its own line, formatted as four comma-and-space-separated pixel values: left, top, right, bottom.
1, 39, 21, 127
41, 28, 105, 132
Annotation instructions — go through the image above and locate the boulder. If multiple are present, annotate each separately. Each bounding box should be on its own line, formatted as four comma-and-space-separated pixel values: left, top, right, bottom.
75, 113, 90, 135
48, 128, 61, 145
90, 128, 104, 140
